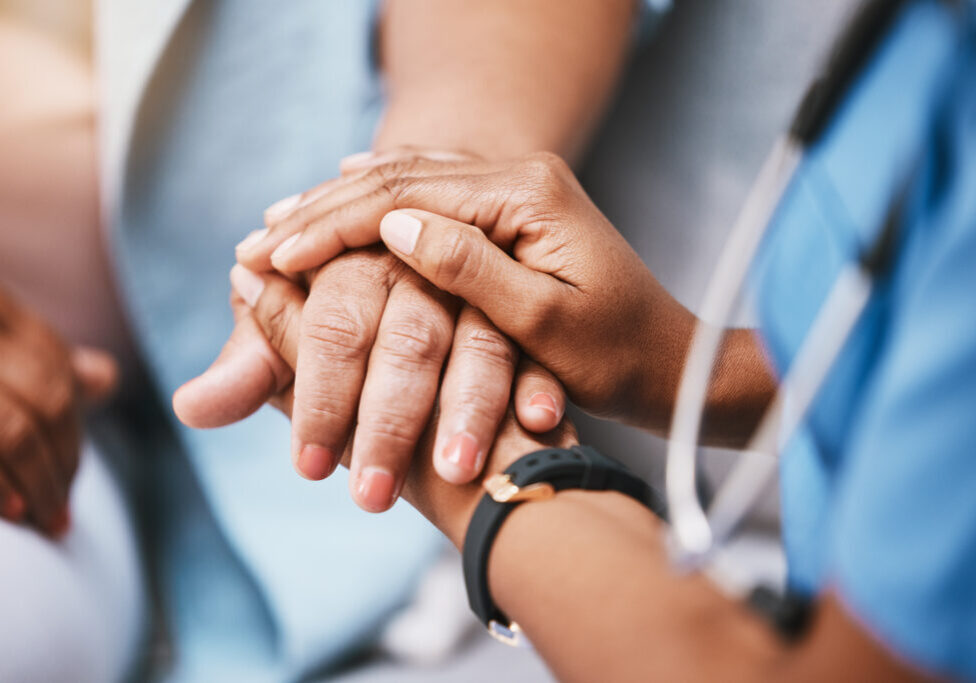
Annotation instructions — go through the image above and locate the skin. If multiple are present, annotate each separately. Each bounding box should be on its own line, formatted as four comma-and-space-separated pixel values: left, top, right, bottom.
240, 152, 776, 445
239, 266, 935, 683
0, 18, 126, 535
0, 289, 117, 534
176, 0, 642, 512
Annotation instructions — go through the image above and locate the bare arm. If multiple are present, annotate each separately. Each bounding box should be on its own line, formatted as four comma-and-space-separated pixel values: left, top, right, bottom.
240, 259, 933, 683
376, 0, 640, 162
484, 490, 931, 683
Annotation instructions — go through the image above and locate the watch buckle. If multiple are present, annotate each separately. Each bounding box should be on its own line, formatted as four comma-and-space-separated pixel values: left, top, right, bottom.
484, 474, 554, 503
488, 620, 526, 647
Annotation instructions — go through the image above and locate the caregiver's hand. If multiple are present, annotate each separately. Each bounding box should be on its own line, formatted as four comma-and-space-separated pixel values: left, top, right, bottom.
0, 288, 118, 535
239, 152, 700, 432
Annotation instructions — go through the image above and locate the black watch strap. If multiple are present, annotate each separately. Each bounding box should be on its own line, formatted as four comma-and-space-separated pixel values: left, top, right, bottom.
462, 445, 667, 644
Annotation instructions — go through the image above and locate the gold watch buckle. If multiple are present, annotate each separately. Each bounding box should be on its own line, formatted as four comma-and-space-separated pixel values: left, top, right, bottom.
483, 473, 555, 503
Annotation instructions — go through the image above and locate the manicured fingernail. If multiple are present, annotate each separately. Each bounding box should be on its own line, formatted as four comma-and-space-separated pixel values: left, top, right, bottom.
229, 264, 265, 307
270, 233, 301, 264
340, 151, 375, 169
3, 493, 25, 522
380, 211, 422, 255
527, 392, 561, 424
443, 432, 483, 473
297, 444, 338, 480
236, 228, 268, 253
49, 506, 71, 537
356, 466, 397, 512
265, 193, 302, 220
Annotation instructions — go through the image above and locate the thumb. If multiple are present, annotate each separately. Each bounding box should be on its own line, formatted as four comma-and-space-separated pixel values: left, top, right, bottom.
71, 347, 119, 403
379, 209, 560, 342
172, 297, 292, 429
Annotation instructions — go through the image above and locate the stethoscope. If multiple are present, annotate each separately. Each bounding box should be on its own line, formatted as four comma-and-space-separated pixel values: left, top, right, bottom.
664, 0, 926, 585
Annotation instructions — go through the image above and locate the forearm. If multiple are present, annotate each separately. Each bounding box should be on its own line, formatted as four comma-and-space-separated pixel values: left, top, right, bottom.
375, 0, 640, 163
631, 291, 776, 448
488, 490, 781, 682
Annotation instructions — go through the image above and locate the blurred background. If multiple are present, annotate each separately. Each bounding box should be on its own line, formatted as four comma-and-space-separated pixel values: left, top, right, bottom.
0, 1, 854, 681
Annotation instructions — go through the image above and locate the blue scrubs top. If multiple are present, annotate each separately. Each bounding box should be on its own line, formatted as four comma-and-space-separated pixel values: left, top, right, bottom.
754, 1, 976, 677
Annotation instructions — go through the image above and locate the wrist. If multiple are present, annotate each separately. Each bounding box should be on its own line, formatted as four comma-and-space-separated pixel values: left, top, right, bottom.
487, 489, 665, 631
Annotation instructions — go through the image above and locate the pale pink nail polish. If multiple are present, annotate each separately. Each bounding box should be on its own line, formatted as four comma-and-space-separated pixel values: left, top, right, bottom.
528, 392, 561, 420
357, 467, 397, 512
264, 193, 302, 220
297, 444, 337, 480
379, 211, 422, 255
229, 264, 265, 307
340, 151, 375, 169
443, 432, 483, 473
271, 233, 301, 264
236, 228, 269, 253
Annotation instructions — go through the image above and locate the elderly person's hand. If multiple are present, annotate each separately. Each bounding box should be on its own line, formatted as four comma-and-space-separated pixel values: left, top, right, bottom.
220, 267, 578, 546
0, 288, 117, 535
177, 150, 568, 514
238, 152, 774, 444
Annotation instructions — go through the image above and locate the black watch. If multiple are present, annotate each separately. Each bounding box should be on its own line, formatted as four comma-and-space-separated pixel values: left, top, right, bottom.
462, 445, 667, 645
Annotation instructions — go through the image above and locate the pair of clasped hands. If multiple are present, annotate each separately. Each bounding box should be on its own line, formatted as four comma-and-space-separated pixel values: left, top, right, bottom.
174, 149, 693, 545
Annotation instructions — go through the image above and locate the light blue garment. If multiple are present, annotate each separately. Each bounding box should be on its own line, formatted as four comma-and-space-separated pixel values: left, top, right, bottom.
113, 1, 441, 679
754, 1, 976, 677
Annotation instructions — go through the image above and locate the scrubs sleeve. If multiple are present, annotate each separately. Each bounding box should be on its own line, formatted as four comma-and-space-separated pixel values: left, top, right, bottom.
827, 119, 976, 676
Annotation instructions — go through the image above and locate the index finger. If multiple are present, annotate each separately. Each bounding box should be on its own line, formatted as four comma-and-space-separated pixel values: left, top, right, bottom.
238, 158, 503, 273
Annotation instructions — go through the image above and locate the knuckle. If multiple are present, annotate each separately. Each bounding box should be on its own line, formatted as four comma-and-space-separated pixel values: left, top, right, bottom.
359, 409, 421, 450
369, 163, 414, 201
326, 247, 398, 282
521, 152, 569, 186
455, 326, 517, 370
378, 315, 449, 368
301, 309, 373, 360
299, 396, 349, 426
264, 305, 295, 351
432, 228, 479, 288
450, 383, 507, 425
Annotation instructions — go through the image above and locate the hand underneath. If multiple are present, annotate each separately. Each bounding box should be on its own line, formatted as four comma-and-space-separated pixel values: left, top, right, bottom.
224, 267, 578, 546
0, 288, 118, 535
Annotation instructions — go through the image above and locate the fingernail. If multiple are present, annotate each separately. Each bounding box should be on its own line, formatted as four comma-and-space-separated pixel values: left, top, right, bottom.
528, 393, 561, 421
356, 466, 397, 512
3, 493, 25, 522
380, 211, 422, 255
340, 151, 375, 169
236, 228, 268, 253
442, 432, 483, 473
270, 233, 301, 264
229, 264, 265, 307
297, 444, 338, 480
265, 193, 302, 220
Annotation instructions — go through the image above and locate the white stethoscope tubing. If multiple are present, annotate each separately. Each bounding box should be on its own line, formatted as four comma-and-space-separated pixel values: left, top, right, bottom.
665, 131, 882, 567
665, 137, 801, 562
705, 263, 874, 550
